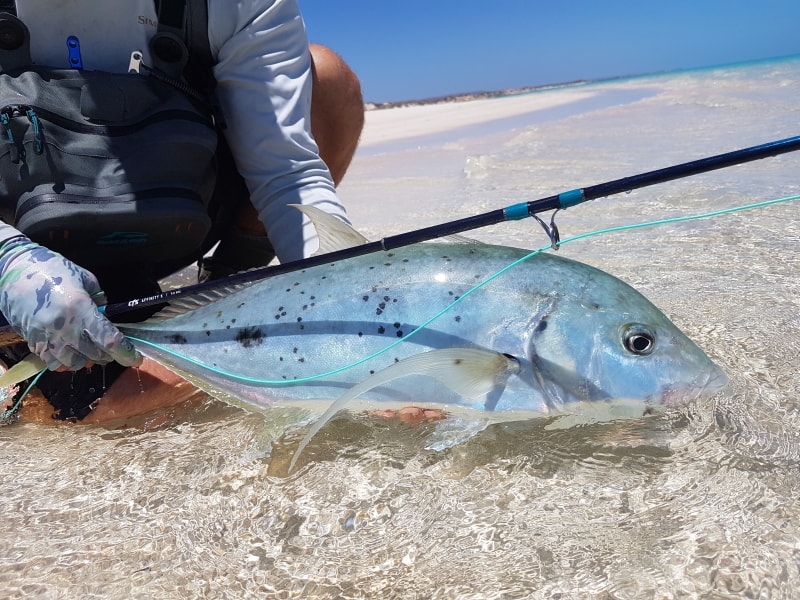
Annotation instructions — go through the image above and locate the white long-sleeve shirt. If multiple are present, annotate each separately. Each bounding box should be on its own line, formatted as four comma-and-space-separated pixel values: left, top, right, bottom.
5, 0, 347, 261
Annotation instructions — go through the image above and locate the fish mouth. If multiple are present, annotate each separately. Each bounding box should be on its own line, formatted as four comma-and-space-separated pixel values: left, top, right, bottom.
660, 367, 729, 407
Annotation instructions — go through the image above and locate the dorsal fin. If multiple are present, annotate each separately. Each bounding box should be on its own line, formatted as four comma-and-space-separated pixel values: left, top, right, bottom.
290, 204, 369, 254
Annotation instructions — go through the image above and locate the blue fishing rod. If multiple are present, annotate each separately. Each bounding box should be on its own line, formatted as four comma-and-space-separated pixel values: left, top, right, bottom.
97, 134, 800, 318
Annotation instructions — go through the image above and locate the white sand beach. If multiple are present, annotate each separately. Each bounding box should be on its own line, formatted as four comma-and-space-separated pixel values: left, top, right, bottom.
357, 87, 598, 147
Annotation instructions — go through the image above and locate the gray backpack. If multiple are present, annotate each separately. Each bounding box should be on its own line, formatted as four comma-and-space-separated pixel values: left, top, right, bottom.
0, 1, 236, 272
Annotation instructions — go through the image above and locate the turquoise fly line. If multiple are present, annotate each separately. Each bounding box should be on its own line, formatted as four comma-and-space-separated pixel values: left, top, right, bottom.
126, 193, 800, 386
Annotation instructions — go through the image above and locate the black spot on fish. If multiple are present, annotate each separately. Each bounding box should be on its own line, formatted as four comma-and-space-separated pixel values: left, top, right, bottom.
378, 326, 386, 334
371, 286, 378, 292
370, 370, 375, 375
166, 334, 187, 344
302, 304, 308, 310
281, 311, 287, 316
369, 266, 375, 270
310, 296, 316, 300
299, 357, 305, 363
384, 263, 391, 267
455, 316, 462, 323
535, 318, 549, 333
358, 332, 363, 337
376, 309, 383, 316
231, 318, 236, 324
202, 322, 208, 328
402, 259, 409, 263
454, 358, 463, 365
293, 347, 299, 353
393, 322, 401, 328
363, 295, 369, 301
279, 356, 284, 361
383, 296, 390, 302
387, 253, 395, 257
396, 331, 403, 338
379, 302, 386, 310
297, 317, 303, 322
205, 331, 211, 337
235, 327, 264, 348
237, 303, 245, 309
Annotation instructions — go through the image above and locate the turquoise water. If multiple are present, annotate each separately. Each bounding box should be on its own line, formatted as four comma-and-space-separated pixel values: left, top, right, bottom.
1, 57, 798, 598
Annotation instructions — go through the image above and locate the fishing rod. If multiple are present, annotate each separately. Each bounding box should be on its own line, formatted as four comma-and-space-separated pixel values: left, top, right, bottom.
0, 133, 794, 335
96, 134, 800, 318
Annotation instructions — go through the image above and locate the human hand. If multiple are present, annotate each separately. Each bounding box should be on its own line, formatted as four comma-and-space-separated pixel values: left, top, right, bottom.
0, 236, 142, 371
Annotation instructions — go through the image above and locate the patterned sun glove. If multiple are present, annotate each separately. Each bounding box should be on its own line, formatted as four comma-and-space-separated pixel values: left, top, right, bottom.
0, 231, 141, 371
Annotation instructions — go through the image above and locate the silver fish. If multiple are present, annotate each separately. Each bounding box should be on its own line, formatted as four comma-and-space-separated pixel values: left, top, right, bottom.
118, 212, 727, 428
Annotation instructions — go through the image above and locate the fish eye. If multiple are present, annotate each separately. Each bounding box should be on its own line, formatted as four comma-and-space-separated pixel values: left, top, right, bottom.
622, 325, 656, 356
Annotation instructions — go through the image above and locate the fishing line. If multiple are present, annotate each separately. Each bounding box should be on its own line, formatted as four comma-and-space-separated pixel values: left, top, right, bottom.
127, 193, 800, 386
1, 368, 45, 424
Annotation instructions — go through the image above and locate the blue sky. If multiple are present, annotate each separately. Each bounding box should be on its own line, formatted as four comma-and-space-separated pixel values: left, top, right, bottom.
298, 0, 800, 103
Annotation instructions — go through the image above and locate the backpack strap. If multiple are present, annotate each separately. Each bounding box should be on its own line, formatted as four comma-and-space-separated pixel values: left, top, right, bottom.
153, 0, 215, 92
183, 0, 216, 93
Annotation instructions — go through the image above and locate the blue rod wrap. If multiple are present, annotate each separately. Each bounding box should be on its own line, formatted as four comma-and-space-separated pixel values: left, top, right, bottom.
503, 202, 530, 221
558, 188, 585, 209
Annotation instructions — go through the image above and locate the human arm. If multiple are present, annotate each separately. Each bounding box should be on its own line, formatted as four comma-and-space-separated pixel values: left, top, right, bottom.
0, 222, 141, 371
207, 0, 349, 262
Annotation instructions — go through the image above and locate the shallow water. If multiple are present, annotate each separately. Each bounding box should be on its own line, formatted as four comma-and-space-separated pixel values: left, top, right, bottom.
1, 57, 799, 598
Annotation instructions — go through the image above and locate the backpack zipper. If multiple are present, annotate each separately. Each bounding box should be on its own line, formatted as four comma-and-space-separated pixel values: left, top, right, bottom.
0, 102, 214, 156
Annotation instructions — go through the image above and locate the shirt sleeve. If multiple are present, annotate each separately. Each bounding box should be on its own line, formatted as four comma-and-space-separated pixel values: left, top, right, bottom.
206, 0, 350, 262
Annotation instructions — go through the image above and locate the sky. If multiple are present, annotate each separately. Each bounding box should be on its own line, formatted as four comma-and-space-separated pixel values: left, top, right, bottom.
297, 0, 800, 103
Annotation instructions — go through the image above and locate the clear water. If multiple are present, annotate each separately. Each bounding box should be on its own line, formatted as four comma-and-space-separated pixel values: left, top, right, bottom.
1, 57, 799, 598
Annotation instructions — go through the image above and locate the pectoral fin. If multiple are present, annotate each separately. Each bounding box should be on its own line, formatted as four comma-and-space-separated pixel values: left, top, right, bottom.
289, 348, 520, 471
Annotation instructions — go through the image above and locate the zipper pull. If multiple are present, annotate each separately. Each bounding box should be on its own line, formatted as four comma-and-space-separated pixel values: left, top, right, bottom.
128, 50, 143, 74
0, 112, 20, 163
25, 109, 43, 154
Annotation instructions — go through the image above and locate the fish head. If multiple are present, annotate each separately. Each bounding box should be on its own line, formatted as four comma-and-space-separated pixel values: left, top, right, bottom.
522, 258, 728, 410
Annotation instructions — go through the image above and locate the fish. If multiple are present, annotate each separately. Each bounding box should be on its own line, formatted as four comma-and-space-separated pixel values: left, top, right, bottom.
117, 209, 727, 419
0, 207, 728, 460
